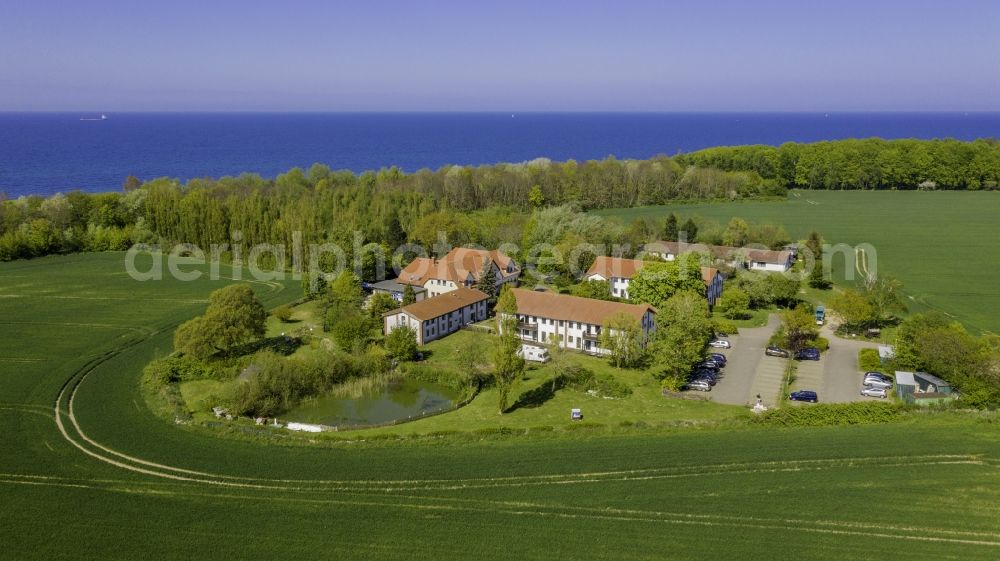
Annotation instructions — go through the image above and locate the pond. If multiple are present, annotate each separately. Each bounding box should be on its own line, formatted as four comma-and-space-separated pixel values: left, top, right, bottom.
281, 378, 461, 428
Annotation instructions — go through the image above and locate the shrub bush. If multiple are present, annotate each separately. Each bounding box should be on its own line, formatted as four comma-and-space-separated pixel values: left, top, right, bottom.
858, 348, 882, 372
563, 365, 632, 398
754, 401, 903, 427
273, 305, 293, 322
713, 318, 739, 336
142, 355, 221, 389
813, 336, 830, 352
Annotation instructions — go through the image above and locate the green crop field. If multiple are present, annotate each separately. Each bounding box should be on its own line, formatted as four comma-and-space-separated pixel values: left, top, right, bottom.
2, 253, 1000, 560
595, 190, 1000, 334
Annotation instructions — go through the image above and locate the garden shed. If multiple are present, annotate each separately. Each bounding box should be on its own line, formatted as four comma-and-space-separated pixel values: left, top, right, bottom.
895, 371, 955, 405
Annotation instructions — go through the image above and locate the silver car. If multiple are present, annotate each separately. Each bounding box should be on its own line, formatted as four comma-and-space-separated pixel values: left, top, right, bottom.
861, 386, 888, 398
864, 378, 893, 390
709, 339, 731, 349
686, 379, 712, 392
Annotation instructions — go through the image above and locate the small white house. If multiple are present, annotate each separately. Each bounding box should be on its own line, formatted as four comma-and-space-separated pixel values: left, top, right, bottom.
383, 287, 489, 345
643, 240, 794, 273
740, 248, 794, 272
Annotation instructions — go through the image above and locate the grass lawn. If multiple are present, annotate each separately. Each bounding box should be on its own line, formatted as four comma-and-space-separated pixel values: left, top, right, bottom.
4, 253, 1000, 561
595, 190, 1000, 334
346, 330, 748, 436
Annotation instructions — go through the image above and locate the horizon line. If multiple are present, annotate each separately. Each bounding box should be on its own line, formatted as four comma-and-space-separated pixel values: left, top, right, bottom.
3, 110, 1000, 115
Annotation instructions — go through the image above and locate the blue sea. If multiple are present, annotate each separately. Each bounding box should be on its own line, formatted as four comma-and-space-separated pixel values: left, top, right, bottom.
2, 112, 999, 197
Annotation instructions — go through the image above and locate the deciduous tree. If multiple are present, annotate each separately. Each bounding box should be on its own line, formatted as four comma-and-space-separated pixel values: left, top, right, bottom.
492, 286, 525, 414
599, 312, 644, 368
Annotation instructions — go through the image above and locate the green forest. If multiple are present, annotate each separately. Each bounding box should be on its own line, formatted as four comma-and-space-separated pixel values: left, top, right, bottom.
2, 137, 998, 263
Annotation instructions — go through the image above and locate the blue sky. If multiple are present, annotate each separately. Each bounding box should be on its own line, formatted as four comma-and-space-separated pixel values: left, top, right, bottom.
1, 0, 997, 111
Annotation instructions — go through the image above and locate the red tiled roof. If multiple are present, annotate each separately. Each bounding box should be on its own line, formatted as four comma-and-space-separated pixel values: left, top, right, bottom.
387, 287, 488, 321
585, 256, 646, 280
701, 266, 720, 285
511, 288, 654, 326
396, 248, 518, 286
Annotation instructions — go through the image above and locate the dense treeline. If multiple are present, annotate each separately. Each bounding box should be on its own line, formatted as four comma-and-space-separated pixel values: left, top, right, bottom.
0, 156, 781, 262
678, 138, 1000, 190
2, 137, 996, 263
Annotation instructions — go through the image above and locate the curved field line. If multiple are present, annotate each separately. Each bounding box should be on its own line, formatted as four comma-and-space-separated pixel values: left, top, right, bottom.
7, 476, 997, 548
61, 361, 995, 490
0, 405, 55, 419
55, 340, 995, 489
855, 247, 869, 278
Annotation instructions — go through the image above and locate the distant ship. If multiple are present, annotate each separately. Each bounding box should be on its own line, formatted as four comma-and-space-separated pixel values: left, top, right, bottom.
80, 114, 107, 121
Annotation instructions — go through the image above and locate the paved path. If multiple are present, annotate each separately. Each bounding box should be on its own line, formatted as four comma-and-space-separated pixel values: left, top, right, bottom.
821, 322, 881, 403
708, 314, 882, 407
710, 314, 780, 407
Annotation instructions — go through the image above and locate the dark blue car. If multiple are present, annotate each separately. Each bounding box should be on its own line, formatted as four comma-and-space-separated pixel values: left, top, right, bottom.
795, 348, 820, 361
789, 390, 819, 403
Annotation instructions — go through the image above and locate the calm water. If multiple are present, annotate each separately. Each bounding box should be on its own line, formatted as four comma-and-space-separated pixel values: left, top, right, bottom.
281, 378, 459, 428
2, 112, 999, 197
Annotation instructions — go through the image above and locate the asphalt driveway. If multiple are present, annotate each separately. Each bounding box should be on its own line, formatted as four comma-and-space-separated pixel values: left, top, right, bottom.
710, 314, 780, 407
709, 314, 880, 407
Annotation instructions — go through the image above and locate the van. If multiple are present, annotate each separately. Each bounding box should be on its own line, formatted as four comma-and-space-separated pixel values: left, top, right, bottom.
518, 344, 551, 363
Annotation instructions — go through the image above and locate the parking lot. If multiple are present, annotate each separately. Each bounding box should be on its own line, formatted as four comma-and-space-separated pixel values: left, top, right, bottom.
704, 315, 880, 407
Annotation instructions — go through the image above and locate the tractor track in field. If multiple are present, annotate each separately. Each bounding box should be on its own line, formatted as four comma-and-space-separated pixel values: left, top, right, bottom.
53, 319, 1000, 492
29, 275, 1000, 551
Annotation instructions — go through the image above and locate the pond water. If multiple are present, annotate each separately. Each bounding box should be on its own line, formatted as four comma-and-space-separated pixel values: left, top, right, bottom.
281, 378, 461, 427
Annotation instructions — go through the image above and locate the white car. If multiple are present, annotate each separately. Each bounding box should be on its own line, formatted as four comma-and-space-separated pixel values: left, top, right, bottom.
861, 386, 888, 398
709, 339, 731, 349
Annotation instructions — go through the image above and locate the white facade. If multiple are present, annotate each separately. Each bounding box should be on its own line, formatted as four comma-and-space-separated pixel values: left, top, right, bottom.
584, 272, 633, 300
747, 260, 791, 273
383, 296, 488, 345
423, 277, 463, 298
509, 309, 655, 356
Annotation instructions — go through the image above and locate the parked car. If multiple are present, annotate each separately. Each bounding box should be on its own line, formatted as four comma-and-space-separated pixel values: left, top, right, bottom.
789, 390, 819, 403
709, 339, 731, 349
708, 352, 728, 365
863, 378, 893, 390
861, 386, 888, 398
691, 370, 718, 385
865, 371, 892, 383
686, 379, 712, 392
795, 348, 821, 361
765, 346, 790, 358
698, 359, 723, 369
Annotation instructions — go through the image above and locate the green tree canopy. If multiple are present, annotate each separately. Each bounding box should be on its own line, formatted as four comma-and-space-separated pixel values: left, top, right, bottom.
648, 291, 713, 390
492, 286, 525, 414
174, 284, 267, 360
571, 279, 614, 301
717, 287, 751, 320
384, 325, 419, 361
599, 312, 644, 368
401, 284, 417, 306
662, 213, 679, 241
627, 253, 707, 309
829, 289, 874, 331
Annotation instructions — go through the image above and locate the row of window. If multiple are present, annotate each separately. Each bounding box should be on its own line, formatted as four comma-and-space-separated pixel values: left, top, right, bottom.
517, 314, 601, 334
